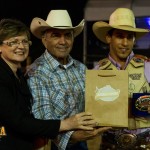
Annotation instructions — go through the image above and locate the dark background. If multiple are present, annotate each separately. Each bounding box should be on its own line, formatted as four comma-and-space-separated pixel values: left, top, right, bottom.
0, 0, 88, 62
1, 0, 150, 69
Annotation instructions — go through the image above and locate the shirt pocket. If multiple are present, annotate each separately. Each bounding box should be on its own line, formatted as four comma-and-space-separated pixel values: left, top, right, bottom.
51, 89, 76, 119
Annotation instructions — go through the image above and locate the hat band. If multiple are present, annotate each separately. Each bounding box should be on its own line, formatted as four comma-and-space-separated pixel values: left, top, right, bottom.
117, 25, 135, 28
53, 26, 72, 28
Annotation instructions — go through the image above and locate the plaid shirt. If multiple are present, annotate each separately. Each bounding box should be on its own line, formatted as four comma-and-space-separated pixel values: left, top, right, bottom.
27, 50, 86, 150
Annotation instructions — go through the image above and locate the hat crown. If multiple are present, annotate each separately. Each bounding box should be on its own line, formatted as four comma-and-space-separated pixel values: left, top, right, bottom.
92, 8, 148, 44
30, 9, 84, 39
109, 8, 136, 28
46, 10, 73, 27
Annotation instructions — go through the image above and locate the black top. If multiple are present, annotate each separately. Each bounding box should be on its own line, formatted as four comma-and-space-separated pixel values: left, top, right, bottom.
0, 57, 60, 150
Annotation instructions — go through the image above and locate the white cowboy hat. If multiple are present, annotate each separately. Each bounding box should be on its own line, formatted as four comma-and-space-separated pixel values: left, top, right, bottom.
30, 10, 84, 39
92, 8, 149, 43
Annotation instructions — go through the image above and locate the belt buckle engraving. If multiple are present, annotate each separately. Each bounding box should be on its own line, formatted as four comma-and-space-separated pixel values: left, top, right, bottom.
116, 134, 137, 148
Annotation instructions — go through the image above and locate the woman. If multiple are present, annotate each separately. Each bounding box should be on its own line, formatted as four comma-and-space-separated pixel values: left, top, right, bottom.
0, 18, 96, 150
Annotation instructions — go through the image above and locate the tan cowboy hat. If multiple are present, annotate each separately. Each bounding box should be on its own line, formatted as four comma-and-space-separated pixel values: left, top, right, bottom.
92, 8, 149, 43
30, 10, 84, 39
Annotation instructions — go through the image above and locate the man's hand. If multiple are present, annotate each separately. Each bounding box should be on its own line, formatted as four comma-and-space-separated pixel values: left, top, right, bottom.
70, 127, 112, 143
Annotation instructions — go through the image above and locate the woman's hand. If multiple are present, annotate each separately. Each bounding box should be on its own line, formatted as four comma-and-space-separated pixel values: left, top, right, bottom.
59, 112, 98, 132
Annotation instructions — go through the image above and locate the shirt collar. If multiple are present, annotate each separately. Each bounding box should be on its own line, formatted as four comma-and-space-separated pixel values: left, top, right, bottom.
44, 50, 76, 70
108, 51, 134, 69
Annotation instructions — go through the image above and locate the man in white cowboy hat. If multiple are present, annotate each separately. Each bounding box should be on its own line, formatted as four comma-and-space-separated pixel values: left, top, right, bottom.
27, 9, 111, 150
93, 7, 150, 149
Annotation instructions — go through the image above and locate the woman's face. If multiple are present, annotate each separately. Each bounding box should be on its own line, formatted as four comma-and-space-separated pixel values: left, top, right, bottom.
0, 34, 31, 67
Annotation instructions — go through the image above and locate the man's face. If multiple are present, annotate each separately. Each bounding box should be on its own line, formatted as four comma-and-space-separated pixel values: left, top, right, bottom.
42, 29, 74, 64
106, 29, 135, 61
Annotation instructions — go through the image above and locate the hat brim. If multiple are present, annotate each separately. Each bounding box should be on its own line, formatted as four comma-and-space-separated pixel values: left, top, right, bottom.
30, 18, 84, 39
93, 21, 149, 43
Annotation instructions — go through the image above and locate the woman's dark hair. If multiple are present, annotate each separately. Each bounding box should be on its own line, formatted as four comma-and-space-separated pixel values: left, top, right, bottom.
0, 18, 31, 44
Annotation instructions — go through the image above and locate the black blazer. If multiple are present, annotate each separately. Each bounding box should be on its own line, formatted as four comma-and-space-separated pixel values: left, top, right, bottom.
0, 58, 60, 150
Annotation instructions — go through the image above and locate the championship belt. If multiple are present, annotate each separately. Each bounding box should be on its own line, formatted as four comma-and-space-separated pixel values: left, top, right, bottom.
116, 133, 137, 149
101, 129, 150, 150
131, 93, 150, 117
115, 130, 150, 149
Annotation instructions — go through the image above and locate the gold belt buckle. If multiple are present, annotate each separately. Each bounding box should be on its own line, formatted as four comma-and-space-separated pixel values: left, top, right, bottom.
116, 133, 137, 148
